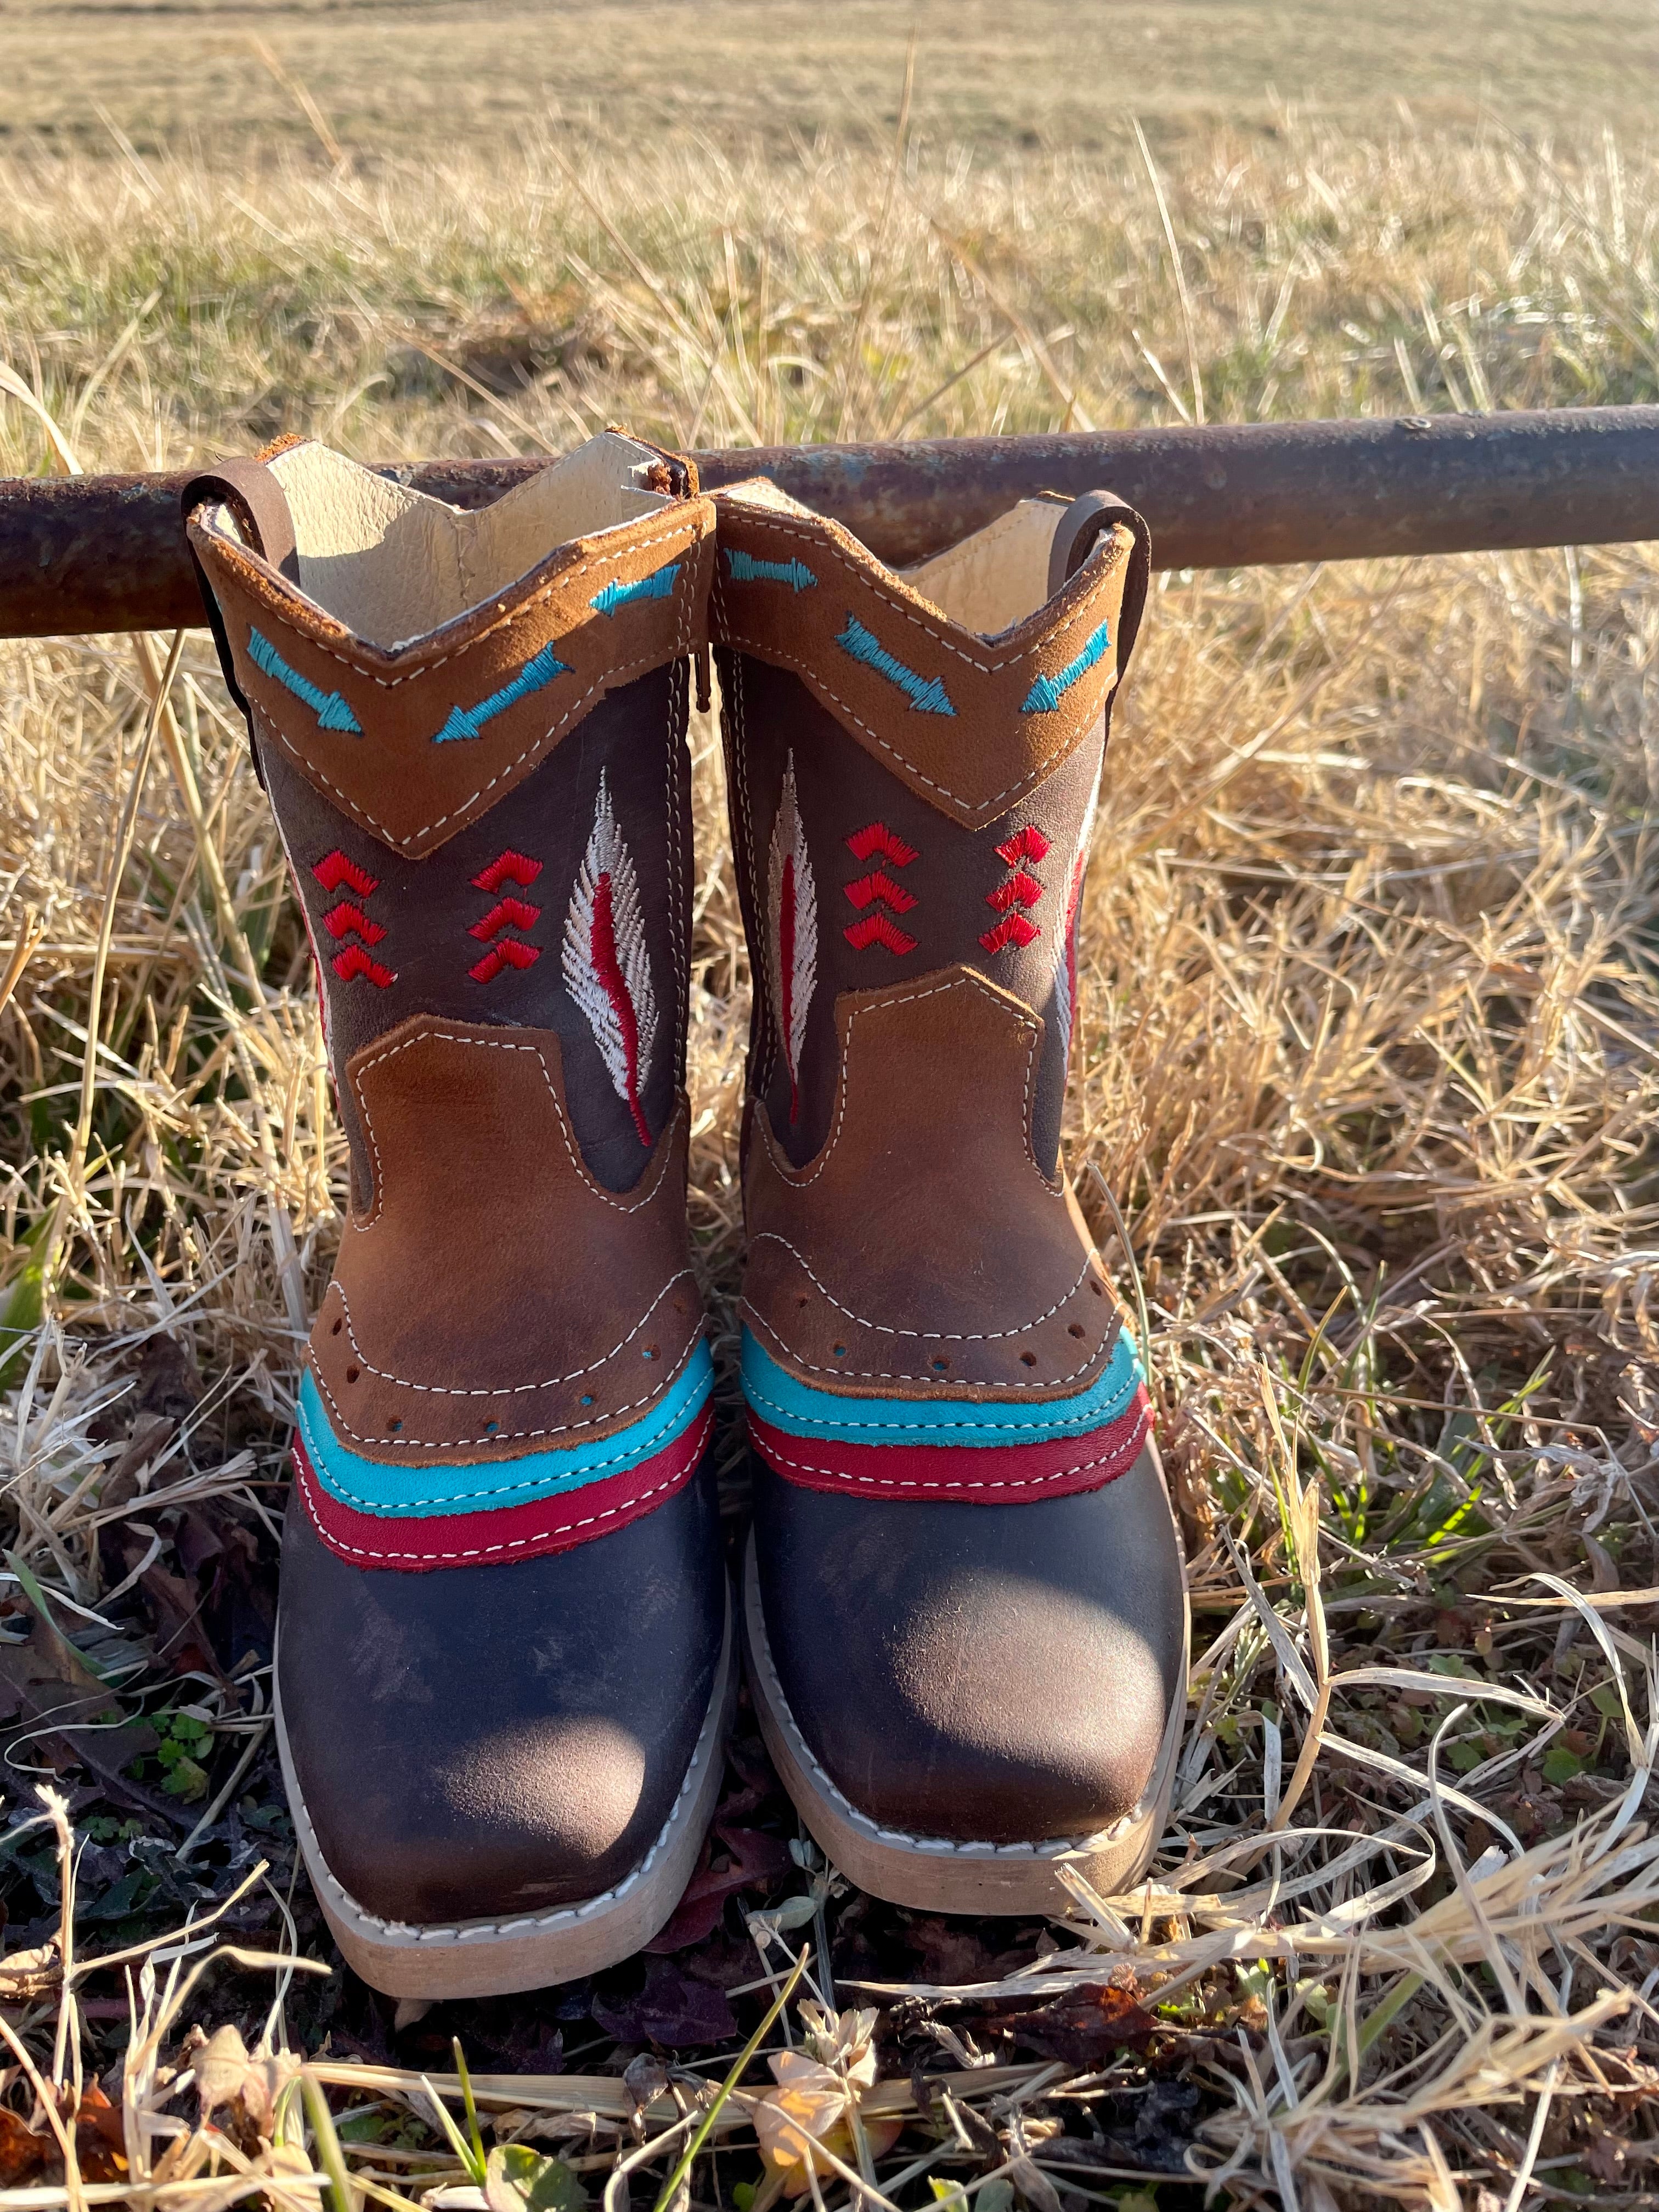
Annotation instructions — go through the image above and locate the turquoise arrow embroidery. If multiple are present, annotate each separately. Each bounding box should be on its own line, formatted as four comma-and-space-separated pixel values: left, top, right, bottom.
1021, 618, 1112, 714
834, 613, 955, 715
590, 561, 681, 616
724, 548, 817, 592
432, 640, 572, 743
247, 628, 361, 734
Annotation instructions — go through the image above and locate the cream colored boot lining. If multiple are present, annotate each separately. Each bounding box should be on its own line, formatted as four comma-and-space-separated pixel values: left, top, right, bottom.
217, 431, 675, 649
721, 478, 1068, 640
898, 498, 1068, 637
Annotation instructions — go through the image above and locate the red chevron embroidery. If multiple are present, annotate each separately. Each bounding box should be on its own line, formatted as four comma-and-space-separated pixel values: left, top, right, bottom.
312, 849, 379, 896
843, 821, 919, 955
473, 849, 544, 894
979, 912, 1041, 954
842, 869, 918, 914
469, 938, 541, 984
321, 900, 386, 945
845, 912, 919, 955
980, 823, 1047, 954
986, 870, 1043, 913
469, 895, 543, 940
846, 821, 919, 867
997, 825, 1051, 866
332, 943, 396, 988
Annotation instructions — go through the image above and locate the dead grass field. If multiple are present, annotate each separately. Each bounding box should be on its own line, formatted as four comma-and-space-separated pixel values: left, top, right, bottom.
4, 9, 1659, 2208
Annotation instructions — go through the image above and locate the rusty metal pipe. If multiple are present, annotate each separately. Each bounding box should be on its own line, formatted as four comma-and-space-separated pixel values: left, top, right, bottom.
3, 406, 1659, 640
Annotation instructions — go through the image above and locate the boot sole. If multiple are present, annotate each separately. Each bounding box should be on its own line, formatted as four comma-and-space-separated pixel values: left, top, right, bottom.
275, 1582, 737, 1999
742, 1465, 1189, 1916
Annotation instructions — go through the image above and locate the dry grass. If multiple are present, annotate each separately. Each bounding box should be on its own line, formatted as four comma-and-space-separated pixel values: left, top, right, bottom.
4, 72, 1659, 2212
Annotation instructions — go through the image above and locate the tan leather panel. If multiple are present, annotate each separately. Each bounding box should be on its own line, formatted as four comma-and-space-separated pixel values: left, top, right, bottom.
741, 966, 1121, 1400
309, 1015, 701, 1462
710, 501, 1134, 830
190, 501, 714, 859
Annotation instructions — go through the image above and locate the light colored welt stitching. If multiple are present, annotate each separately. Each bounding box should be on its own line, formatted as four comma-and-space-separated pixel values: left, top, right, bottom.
741, 1363, 1139, 1436
744, 1559, 1139, 1858
310, 1319, 703, 1455
740, 1301, 1110, 1392
300, 1450, 697, 1562
281, 1590, 726, 1931
348, 1033, 683, 1229
731, 512, 1127, 675
760, 970, 1050, 1192
300, 1380, 707, 1508
216, 518, 702, 684
253, 643, 667, 851
323, 1269, 699, 1397
709, 637, 1098, 819
751, 1412, 1148, 1494
749, 1234, 1101, 1342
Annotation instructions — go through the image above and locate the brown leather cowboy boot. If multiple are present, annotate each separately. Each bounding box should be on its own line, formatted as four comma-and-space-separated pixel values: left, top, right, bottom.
712, 480, 1187, 1910
185, 433, 730, 1995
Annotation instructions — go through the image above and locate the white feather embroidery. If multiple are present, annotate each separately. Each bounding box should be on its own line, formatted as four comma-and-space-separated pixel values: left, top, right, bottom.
1053, 758, 1102, 1072
766, 753, 818, 1123
562, 769, 659, 1146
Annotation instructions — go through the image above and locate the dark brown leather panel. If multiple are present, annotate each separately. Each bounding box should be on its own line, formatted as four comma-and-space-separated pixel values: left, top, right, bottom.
266, 662, 692, 1200
741, 966, 1121, 1401
751, 1449, 1183, 1843
312, 1015, 699, 1464
189, 500, 714, 858
721, 655, 1102, 1172
278, 1461, 724, 1923
710, 498, 1136, 830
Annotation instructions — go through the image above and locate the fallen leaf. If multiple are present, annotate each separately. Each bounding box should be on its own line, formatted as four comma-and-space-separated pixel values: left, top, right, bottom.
192, 2022, 297, 2138
0, 1587, 167, 1819
0, 2106, 50, 2186
484, 2143, 586, 2212
0, 1943, 60, 2002
999, 1983, 1159, 2066
645, 1825, 792, 1953
752, 2052, 902, 2198
590, 1957, 736, 2047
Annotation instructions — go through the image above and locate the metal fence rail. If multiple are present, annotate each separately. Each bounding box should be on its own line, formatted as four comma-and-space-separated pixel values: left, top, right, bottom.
3, 405, 1659, 639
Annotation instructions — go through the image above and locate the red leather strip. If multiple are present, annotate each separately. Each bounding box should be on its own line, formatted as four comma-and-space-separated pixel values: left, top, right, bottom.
295, 1403, 712, 1572
747, 1391, 1151, 1503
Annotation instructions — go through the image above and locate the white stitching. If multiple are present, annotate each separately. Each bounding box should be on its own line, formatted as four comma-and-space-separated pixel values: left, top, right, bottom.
279, 1585, 730, 1938
748, 1235, 1102, 1343
298, 1400, 711, 1524
749, 1407, 1148, 1494
742, 1301, 1109, 1391
723, 511, 1126, 675
741, 1364, 1138, 1435
757, 969, 1054, 1193
213, 518, 703, 684
322, 1271, 699, 1396
252, 647, 673, 852
349, 1034, 683, 1227
312, 1311, 704, 1454
743, 1548, 1152, 1859
714, 516, 1124, 814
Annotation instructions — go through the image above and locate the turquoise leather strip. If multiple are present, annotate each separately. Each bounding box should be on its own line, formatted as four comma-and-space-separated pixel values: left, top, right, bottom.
298, 1339, 713, 1516
741, 1327, 1142, 1444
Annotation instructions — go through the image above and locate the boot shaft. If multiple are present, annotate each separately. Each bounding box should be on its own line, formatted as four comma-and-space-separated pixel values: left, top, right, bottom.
713, 481, 1148, 1182
187, 433, 715, 1510
712, 482, 1150, 1410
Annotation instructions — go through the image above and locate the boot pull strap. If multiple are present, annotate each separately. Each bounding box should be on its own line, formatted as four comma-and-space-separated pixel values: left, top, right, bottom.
180, 459, 301, 583
1045, 489, 1152, 682
180, 461, 303, 792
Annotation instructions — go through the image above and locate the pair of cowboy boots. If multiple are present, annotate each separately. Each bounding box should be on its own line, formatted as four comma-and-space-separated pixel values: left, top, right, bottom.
184, 432, 1187, 2000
